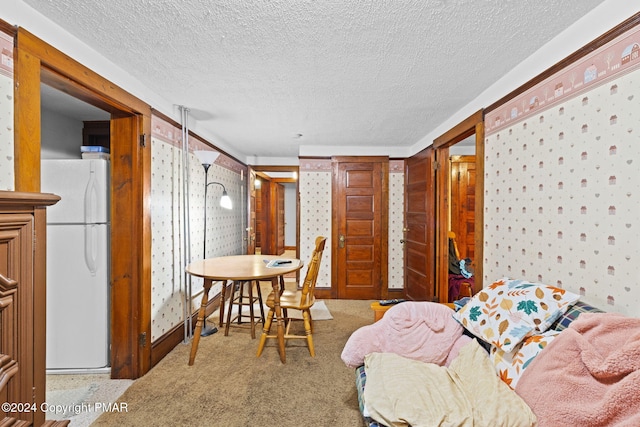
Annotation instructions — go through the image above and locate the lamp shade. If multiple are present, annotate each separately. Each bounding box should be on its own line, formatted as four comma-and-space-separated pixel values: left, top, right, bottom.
194, 150, 220, 166
220, 191, 233, 210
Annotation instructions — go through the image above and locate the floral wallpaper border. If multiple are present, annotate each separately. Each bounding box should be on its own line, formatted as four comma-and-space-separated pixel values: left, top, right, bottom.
0, 32, 12, 78
151, 116, 245, 175
486, 26, 640, 133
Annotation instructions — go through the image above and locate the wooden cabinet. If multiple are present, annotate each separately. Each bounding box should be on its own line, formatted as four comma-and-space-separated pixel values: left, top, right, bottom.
0, 191, 59, 426
82, 121, 110, 150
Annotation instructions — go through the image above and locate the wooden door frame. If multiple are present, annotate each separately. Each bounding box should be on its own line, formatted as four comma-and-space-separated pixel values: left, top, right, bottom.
275, 182, 286, 254
13, 28, 152, 379
246, 167, 257, 254
433, 110, 484, 302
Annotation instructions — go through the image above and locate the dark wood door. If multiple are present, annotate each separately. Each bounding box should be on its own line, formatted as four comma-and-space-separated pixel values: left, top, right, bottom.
333, 157, 388, 300
450, 156, 476, 261
258, 180, 272, 254
403, 147, 436, 301
255, 185, 263, 249
276, 183, 285, 255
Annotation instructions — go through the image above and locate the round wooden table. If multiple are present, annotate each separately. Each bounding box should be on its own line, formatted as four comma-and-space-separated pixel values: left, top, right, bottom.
186, 255, 303, 364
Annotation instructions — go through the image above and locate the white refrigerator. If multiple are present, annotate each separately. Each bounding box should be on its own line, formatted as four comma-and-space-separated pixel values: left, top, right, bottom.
42, 159, 110, 371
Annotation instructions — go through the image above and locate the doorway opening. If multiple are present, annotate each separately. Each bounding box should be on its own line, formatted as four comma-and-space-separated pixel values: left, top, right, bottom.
433, 110, 484, 302
40, 83, 112, 375
14, 28, 152, 379
250, 166, 299, 260
448, 138, 476, 263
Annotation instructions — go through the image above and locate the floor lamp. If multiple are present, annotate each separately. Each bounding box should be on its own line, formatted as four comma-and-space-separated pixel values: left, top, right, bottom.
194, 150, 232, 336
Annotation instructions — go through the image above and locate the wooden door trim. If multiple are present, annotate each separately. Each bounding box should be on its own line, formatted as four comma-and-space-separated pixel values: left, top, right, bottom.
450, 155, 476, 163
16, 28, 149, 115
247, 166, 257, 254
434, 146, 450, 302
275, 183, 286, 255
433, 110, 484, 302
14, 28, 152, 379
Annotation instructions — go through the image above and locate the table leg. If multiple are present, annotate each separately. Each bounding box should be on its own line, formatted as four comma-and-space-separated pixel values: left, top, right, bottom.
189, 279, 212, 366
279, 274, 288, 319
225, 281, 236, 336
218, 280, 228, 329
272, 275, 286, 363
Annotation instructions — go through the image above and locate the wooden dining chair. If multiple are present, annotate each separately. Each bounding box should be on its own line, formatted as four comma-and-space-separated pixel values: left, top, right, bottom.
256, 236, 327, 358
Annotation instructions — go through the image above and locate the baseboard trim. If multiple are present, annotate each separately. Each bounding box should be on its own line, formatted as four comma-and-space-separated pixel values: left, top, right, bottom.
387, 288, 405, 299
313, 287, 406, 300
313, 288, 332, 299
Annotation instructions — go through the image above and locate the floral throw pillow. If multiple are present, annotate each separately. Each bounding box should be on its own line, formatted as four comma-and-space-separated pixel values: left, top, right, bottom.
490, 330, 561, 389
453, 278, 579, 352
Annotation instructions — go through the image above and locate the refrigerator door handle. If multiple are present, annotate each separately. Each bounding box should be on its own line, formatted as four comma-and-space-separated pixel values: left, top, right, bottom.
85, 224, 98, 276
84, 161, 98, 224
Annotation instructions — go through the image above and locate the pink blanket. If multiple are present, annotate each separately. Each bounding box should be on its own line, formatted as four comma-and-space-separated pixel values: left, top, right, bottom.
341, 301, 471, 369
516, 312, 640, 427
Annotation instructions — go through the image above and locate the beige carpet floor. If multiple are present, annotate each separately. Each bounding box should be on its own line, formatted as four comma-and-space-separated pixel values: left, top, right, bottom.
91, 298, 374, 427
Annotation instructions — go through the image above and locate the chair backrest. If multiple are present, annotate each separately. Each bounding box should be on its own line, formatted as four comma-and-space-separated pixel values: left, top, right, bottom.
298, 236, 327, 307
448, 231, 462, 275
448, 231, 461, 260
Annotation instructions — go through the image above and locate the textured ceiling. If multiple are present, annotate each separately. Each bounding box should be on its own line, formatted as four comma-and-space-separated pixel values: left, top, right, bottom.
25, 0, 607, 161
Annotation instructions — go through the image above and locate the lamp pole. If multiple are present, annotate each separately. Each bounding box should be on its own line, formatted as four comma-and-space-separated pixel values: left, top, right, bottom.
200, 163, 218, 337
200, 165, 233, 337
202, 164, 212, 260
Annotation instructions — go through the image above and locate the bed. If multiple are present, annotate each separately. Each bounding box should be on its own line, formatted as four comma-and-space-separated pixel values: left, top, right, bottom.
343, 278, 640, 427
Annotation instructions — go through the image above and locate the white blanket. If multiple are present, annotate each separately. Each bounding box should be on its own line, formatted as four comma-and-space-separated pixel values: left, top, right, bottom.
363, 340, 537, 427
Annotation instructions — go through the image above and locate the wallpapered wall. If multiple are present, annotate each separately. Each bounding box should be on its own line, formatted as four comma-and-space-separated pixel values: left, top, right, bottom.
299, 161, 333, 288
388, 166, 405, 289
0, 32, 13, 191
299, 159, 405, 291
150, 116, 246, 341
484, 27, 640, 316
